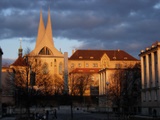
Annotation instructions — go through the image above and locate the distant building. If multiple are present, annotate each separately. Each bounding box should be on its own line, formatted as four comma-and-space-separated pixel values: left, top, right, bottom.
139, 42, 160, 116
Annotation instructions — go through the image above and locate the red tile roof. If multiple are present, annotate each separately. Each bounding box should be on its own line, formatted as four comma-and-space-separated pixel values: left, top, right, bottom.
11, 56, 28, 66
70, 68, 100, 74
69, 49, 138, 61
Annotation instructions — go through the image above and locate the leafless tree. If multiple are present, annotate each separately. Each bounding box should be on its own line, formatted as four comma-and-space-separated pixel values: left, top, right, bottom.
108, 63, 141, 114
52, 74, 64, 95
69, 73, 93, 97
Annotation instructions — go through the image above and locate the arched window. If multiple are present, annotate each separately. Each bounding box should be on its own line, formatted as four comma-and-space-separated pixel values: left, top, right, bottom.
39, 47, 53, 55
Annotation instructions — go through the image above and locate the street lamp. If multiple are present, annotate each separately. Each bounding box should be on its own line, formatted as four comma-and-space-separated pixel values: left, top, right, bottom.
25, 55, 35, 120
106, 81, 110, 119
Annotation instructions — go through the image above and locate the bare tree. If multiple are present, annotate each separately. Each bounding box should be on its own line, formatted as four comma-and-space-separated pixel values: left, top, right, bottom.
53, 74, 64, 95
5, 55, 64, 104
108, 70, 123, 112
69, 73, 93, 97
108, 63, 141, 114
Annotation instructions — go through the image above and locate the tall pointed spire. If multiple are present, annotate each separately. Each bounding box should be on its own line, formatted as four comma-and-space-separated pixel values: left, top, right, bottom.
30, 9, 63, 57
35, 9, 45, 48
45, 8, 54, 46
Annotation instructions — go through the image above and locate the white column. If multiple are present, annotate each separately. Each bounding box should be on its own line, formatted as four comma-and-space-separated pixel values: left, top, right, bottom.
151, 52, 155, 87
157, 50, 160, 87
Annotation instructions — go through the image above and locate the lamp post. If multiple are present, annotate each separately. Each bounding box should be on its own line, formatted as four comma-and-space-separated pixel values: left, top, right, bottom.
25, 56, 35, 120
106, 81, 110, 120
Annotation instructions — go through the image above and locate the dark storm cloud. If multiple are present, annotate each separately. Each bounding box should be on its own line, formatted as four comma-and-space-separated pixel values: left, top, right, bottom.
0, 0, 160, 58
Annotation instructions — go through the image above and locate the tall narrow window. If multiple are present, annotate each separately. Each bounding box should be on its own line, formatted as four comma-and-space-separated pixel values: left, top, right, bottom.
59, 62, 63, 74
54, 59, 57, 67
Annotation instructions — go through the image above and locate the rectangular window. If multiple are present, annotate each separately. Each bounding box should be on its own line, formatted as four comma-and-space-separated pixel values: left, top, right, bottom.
86, 63, 89, 67
115, 64, 121, 68
71, 63, 74, 68
93, 63, 98, 67
78, 63, 81, 67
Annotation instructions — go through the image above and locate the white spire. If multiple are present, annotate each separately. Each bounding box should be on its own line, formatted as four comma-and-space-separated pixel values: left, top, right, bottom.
18, 38, 23, 57
30, 9, 63, 57
35, 9, 45, 48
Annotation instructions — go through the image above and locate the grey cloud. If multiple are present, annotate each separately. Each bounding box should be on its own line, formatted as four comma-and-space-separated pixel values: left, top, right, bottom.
1, 0, 160, 59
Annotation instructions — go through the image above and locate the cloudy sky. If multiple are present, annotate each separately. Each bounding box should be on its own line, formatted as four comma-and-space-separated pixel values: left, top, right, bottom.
1, 0, 160, 64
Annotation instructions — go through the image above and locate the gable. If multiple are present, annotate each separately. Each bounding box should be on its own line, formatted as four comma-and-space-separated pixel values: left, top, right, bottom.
101, 53, 110, 68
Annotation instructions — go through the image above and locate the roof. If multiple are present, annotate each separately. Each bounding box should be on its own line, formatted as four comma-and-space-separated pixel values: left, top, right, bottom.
69, 49, 138, 61
11, 56, 28, 66
70, 68, 100, 74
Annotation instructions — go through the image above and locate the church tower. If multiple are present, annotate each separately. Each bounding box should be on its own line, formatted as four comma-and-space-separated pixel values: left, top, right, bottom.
30, 9, 63, 57
29, 9, 64, 76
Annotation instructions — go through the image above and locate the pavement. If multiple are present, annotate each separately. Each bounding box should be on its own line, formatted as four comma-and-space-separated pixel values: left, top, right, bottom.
1, 108, 160, 120
0, 108, 109, 120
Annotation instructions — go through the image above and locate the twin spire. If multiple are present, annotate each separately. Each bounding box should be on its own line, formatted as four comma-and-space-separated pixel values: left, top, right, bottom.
35, 9, 54, 50
30, 9, 63, 56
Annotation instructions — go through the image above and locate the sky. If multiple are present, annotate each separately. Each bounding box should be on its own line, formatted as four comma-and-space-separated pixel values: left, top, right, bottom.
1, 0, 160, 64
